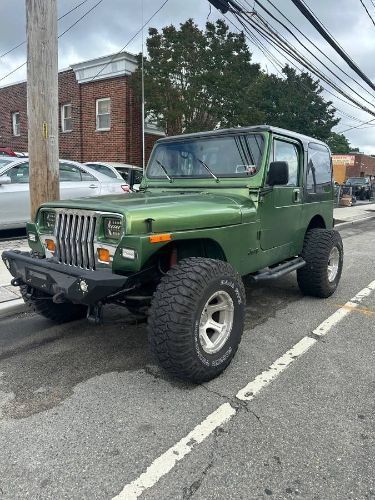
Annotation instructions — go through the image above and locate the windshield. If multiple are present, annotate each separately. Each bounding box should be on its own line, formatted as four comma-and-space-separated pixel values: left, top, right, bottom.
346, 177, 366, 184
147, 134, 264, 179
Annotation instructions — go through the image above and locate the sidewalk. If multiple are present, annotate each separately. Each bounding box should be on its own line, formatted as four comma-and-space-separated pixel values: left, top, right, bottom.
334, 200, 375, 224
0, 202, 374, 314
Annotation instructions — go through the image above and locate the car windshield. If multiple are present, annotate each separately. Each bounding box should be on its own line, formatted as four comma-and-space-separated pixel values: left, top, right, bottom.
147, 134, 264, 179
346, 177, 366, 184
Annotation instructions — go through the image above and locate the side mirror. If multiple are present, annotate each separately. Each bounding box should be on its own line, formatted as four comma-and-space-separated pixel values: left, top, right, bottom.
267, 161, 289, 186
0, 175, 11, 185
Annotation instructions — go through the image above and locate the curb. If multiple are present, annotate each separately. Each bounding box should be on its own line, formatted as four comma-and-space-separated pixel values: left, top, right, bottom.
335, 214, 375, 227
0, 298, 26, 319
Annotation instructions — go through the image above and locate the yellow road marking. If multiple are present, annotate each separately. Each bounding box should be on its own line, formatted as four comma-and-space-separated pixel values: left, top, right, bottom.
334, 304, 375, 316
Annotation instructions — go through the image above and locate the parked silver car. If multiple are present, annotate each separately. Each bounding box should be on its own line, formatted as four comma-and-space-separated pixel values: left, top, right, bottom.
84, 162, 143, 191
0, 158, 127, 230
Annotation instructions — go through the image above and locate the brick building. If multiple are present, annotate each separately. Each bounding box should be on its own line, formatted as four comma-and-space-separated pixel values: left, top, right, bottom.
332, 153, 375, 183
0, 51, 163, 166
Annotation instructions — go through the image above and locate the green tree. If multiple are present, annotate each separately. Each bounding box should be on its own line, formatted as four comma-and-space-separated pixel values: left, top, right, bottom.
326, 132, 351, 153
130, 19, 262, 135
256, 66, 339, 141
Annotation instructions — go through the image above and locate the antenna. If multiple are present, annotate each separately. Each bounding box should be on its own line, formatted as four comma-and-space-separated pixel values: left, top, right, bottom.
141, 0, 146, 173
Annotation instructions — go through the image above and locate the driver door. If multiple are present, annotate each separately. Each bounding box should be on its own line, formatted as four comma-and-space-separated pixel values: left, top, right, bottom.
259, 137, 303, 258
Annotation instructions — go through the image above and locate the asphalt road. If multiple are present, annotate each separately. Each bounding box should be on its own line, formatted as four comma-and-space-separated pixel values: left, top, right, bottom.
0, 219, 374, 500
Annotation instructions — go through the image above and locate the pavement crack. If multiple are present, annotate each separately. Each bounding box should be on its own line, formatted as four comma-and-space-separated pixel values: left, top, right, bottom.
200, 384, 262, 424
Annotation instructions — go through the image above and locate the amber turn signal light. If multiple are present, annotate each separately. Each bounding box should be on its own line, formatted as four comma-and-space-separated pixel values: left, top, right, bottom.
149, 233, 172, 244
45, 239, 56, 252
97, 247, 110, 262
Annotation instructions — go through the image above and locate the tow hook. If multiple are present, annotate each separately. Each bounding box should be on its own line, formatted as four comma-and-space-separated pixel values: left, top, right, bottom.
87, 302, 103, 324
11, 278, 22, 287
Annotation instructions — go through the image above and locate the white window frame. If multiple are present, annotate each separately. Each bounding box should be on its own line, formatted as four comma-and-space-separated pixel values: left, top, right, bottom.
61, 103, 72, 132
12, 112, 20, 136
96, 98, 111, 131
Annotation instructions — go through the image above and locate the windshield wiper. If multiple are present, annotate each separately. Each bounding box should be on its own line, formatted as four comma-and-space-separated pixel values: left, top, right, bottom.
155, 160, 173, 183
196, 158, 219, 182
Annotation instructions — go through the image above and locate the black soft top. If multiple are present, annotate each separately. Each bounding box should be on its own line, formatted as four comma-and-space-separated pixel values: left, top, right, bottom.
156, 125, 329, 148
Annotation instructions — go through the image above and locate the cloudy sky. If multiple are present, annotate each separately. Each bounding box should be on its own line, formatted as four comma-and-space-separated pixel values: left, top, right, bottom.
1, 0, 374, 152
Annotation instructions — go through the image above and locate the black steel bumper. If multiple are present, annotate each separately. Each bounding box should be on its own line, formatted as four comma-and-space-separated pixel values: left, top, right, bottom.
2, 250, 130, 306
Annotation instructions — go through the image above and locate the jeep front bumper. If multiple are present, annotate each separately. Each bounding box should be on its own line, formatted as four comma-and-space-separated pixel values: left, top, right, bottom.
2, 250, 130, 306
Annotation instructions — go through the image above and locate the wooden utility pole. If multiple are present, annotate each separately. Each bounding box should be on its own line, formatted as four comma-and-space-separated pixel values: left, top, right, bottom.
26, 0, 59, 220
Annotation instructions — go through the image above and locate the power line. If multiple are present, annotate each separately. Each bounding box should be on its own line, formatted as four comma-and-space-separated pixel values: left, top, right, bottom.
236, 10, 375, 116
338, 118, 375, 134
359, 0, 375, 27
249, 0, 375, 108
289, 0, 375, 91
251, 0, 374, 100
211, 0, 375, 116
0, 0, 105, 84
0, 0, 91, 60
86, 0, 170, 84
226, 11, 370, 126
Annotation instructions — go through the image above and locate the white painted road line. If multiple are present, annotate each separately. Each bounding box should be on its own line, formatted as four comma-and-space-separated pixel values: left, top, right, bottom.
313, 280, 375, 337
236, 336, 317, 401
112, 403, 236, 500
112, 279, 375, 499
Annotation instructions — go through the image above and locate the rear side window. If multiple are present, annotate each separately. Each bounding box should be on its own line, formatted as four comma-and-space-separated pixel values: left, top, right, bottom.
87, 164, 117, 179
7, 163, 29, 183
306, 144, 332, 194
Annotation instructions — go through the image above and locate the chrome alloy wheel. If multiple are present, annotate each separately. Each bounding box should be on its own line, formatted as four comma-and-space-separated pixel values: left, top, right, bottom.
327, 246, 340, 282
199, 290, 234, 354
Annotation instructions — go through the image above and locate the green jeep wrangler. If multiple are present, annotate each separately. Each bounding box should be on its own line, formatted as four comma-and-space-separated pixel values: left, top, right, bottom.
2, 126, 343, 383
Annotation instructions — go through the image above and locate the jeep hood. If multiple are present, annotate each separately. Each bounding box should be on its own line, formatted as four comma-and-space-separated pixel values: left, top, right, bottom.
41, 191, 256, 234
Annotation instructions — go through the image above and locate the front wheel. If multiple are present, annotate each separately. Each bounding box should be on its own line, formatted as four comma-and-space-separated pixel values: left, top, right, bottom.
148, 257, 245, 383
297, 229, 343, 298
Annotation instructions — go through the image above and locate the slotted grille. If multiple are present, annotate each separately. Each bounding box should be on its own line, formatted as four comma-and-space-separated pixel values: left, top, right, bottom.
55, 212, 97, 270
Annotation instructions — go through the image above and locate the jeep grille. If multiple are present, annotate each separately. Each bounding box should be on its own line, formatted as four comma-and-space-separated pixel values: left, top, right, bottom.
55, 212, 97, 270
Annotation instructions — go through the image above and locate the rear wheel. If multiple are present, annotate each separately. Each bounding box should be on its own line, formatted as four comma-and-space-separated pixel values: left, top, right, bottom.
20, 285, 87, 323
297, 229, 343, 298
148, 257, 245, 383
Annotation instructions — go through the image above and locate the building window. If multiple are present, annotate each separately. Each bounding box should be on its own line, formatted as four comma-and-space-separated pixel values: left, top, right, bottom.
61, 103, 72, 132
12, 112, 20, 136
96, 98, 111, 131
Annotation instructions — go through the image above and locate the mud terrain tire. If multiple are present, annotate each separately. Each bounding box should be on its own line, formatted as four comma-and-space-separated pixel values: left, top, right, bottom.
297, 229, 343, 298
148, 257, 245, 383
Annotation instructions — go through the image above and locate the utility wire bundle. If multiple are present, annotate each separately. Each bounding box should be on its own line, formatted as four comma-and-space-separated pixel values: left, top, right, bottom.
208, 0, 375, 131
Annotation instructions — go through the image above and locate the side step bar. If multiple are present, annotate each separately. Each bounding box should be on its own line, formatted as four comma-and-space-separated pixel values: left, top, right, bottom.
250, 257, 306, 282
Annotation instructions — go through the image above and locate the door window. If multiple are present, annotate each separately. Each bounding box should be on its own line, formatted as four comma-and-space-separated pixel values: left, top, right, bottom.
81, 169, 96, 181
59, 163, 82, 182
7, 163, 29, 183
273, 140, 299, 186
306, 144, 332, 194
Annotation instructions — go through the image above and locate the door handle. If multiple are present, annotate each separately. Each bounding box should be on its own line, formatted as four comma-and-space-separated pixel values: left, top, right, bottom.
293, 188, 300, 203
89, 184, 98, 189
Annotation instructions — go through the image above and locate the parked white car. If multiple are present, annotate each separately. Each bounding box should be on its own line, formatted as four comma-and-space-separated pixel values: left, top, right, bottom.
84, 162, 143, 191
0, 158, 127, 230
